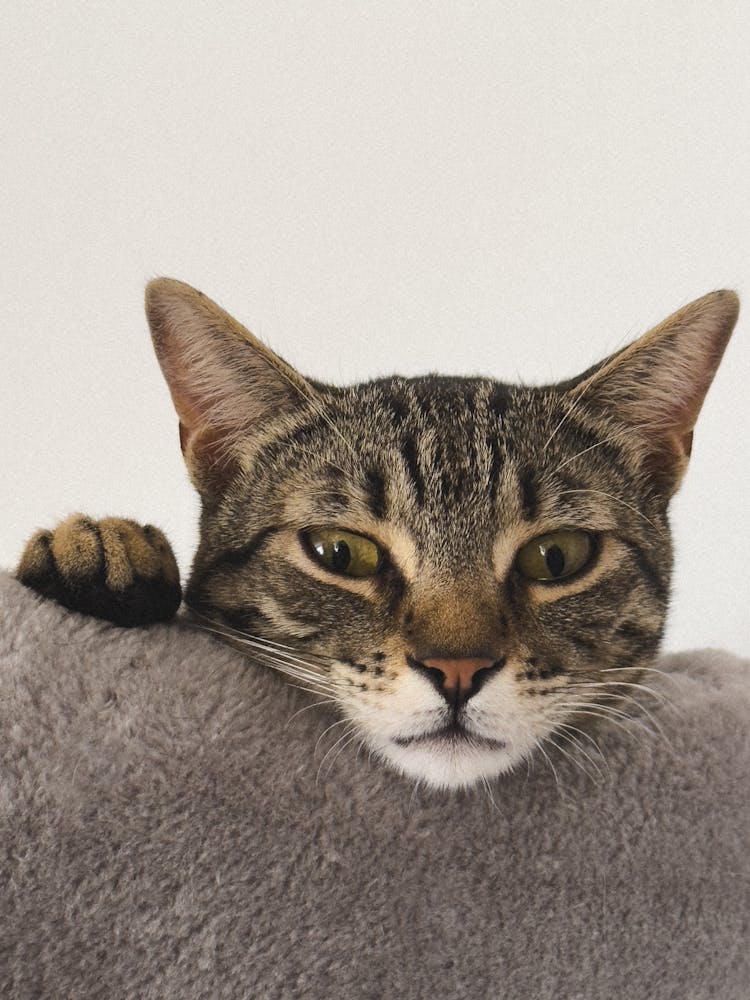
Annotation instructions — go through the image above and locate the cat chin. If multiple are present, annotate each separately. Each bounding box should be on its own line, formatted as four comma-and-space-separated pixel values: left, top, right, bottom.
373, 739, 521, 791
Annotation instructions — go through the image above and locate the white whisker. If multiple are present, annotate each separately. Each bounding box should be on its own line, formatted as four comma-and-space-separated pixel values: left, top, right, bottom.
602, 665, 685, 689
533, 737, 562, 794
566, 683, 675, 742
551, 703, 657, 740
480, 775, 503, 816
542, 381, 595, 453
567, 679, 671, 706
316, 725, 358, 783
285, 697, 341, 727
546, 730, 603, 784
314, 716, 353, 756
558, 488, 660, 530
551, 723, 608, 779
549, 430, 626, 476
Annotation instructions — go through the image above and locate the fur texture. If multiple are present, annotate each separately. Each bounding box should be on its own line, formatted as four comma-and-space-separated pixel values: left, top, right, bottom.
1, 572, 748, 999
153, 282, 738, 788
15, 283, 740, 788
17, 515, 180, 626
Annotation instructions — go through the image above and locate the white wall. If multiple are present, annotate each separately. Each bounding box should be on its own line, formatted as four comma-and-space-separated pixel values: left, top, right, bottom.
2, 2, 748, 654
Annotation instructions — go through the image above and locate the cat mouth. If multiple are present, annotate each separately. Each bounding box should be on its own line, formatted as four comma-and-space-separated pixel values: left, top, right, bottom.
393, 722, 506, 751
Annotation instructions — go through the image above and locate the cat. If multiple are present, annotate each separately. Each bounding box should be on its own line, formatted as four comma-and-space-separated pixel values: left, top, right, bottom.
16, 279, 739, 789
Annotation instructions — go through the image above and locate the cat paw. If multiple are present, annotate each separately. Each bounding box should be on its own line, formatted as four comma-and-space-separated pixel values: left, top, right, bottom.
16, 514, 182, 627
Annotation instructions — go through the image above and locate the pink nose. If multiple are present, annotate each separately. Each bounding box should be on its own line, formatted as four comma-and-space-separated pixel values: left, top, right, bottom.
420, 656, 497, 698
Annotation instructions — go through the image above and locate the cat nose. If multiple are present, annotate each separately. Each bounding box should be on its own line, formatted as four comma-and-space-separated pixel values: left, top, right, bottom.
408, 654, 506, 708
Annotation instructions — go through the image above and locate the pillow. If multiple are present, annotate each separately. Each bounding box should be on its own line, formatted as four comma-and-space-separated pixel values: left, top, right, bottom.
1, 571, 748, 999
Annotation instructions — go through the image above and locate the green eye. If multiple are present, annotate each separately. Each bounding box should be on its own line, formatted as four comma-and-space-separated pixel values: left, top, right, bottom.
516, 530, 595, 582
305, 528, 382, 578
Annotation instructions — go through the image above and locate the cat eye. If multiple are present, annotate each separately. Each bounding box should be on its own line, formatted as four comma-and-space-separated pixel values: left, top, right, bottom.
516, 530, 595, 582
304, 528, 382, 578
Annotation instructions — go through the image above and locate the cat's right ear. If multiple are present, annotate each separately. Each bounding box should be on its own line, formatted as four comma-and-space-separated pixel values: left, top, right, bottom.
145, 278, 316, 496
565, 290, 739, 496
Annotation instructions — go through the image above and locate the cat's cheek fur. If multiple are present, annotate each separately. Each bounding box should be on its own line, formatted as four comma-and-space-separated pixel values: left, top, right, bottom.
346, 667, 543, 789
142, 281, 738, 789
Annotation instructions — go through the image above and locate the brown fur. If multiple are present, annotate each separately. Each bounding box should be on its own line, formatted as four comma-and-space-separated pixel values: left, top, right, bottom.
17, 515, 181, 628
16, 282, 740, 787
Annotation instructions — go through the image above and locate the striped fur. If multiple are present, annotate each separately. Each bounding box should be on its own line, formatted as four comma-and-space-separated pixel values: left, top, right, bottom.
146, 281, 738, 788
18, 282, 739, 789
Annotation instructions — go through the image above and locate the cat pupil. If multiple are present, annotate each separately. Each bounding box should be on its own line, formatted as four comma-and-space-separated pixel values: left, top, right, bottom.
545, 545, 565, 577
331, 540, 351, 572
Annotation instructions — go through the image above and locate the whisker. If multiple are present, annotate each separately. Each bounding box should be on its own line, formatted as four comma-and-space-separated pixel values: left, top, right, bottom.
480, 775, 503, 817
557, 488, 660, 530
566, 683, 676, 742
567, 679, 672, 706
270, 362, 360, 463
547, 417, 655, 478
572, 679, 682, 725
409, 775, 424, 810
550, 703, 657, 740
533, 737, 563, 794
541, 331, 634, 454
249, 657, 342, 700
316, 725, 358, 783
314, 716, 353, 756
552, 719, 608, 761
285, 697, 341, 727
542, 380, 596, 453
191, 622, 341, 687
551, 723, 608, 779
549, 430, 627, 476
227, 642, 344, 697
188, 608, 331, 664
324, 731, 361, 778
545, 730, 603, 783
601, 665, 686, 689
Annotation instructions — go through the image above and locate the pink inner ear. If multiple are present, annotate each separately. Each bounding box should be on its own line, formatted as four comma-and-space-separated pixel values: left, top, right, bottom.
146, 277, 320, 497
576, 292, 738, 497
160, 351, 241, 492
612, 351, 714, 494
641, 337, 723, 442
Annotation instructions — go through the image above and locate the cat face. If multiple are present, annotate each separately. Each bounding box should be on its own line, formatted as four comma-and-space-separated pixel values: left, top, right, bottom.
146, 280, 738, 789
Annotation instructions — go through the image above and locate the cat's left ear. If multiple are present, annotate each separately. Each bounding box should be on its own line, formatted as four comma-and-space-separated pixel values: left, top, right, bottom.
568, 290, 739, 496
145, 278, 317, 496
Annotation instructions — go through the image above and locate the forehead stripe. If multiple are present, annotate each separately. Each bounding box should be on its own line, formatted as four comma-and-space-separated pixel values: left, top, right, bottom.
364, 466, 388, 521
518, 466, 540, 521
400, 434, 426, 507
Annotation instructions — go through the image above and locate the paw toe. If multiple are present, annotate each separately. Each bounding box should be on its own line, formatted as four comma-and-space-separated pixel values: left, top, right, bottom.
16, 529, 56, 590
16, 515, 182, 627
50, 514, 103, 584
142, 524, 180, 586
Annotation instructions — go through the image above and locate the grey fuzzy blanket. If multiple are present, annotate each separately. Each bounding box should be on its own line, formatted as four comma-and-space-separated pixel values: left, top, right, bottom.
1, 571, 748, 1000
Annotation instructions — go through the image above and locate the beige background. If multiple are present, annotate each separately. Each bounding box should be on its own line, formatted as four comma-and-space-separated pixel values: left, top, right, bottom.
2, 2, 748, 653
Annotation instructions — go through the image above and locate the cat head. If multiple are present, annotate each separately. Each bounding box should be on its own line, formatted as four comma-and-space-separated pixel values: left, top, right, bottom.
146, 279, 738, 789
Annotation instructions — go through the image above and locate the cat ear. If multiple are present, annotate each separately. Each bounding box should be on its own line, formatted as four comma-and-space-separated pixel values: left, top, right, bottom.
145, 278, 316, 496
569, 290, 739, 496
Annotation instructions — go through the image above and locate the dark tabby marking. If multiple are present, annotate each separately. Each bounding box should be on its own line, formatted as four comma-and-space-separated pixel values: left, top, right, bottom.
16, 280, 739, 789
400, 435, 425, 506
518, 467, 540, 521
363, 467, 388, 520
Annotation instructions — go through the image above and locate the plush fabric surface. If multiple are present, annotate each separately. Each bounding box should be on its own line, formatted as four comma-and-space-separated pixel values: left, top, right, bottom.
1, 570, 748, 1000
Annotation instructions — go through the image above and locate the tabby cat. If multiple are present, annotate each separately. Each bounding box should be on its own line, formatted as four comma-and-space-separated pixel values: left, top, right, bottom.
16, 280, 739, 789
